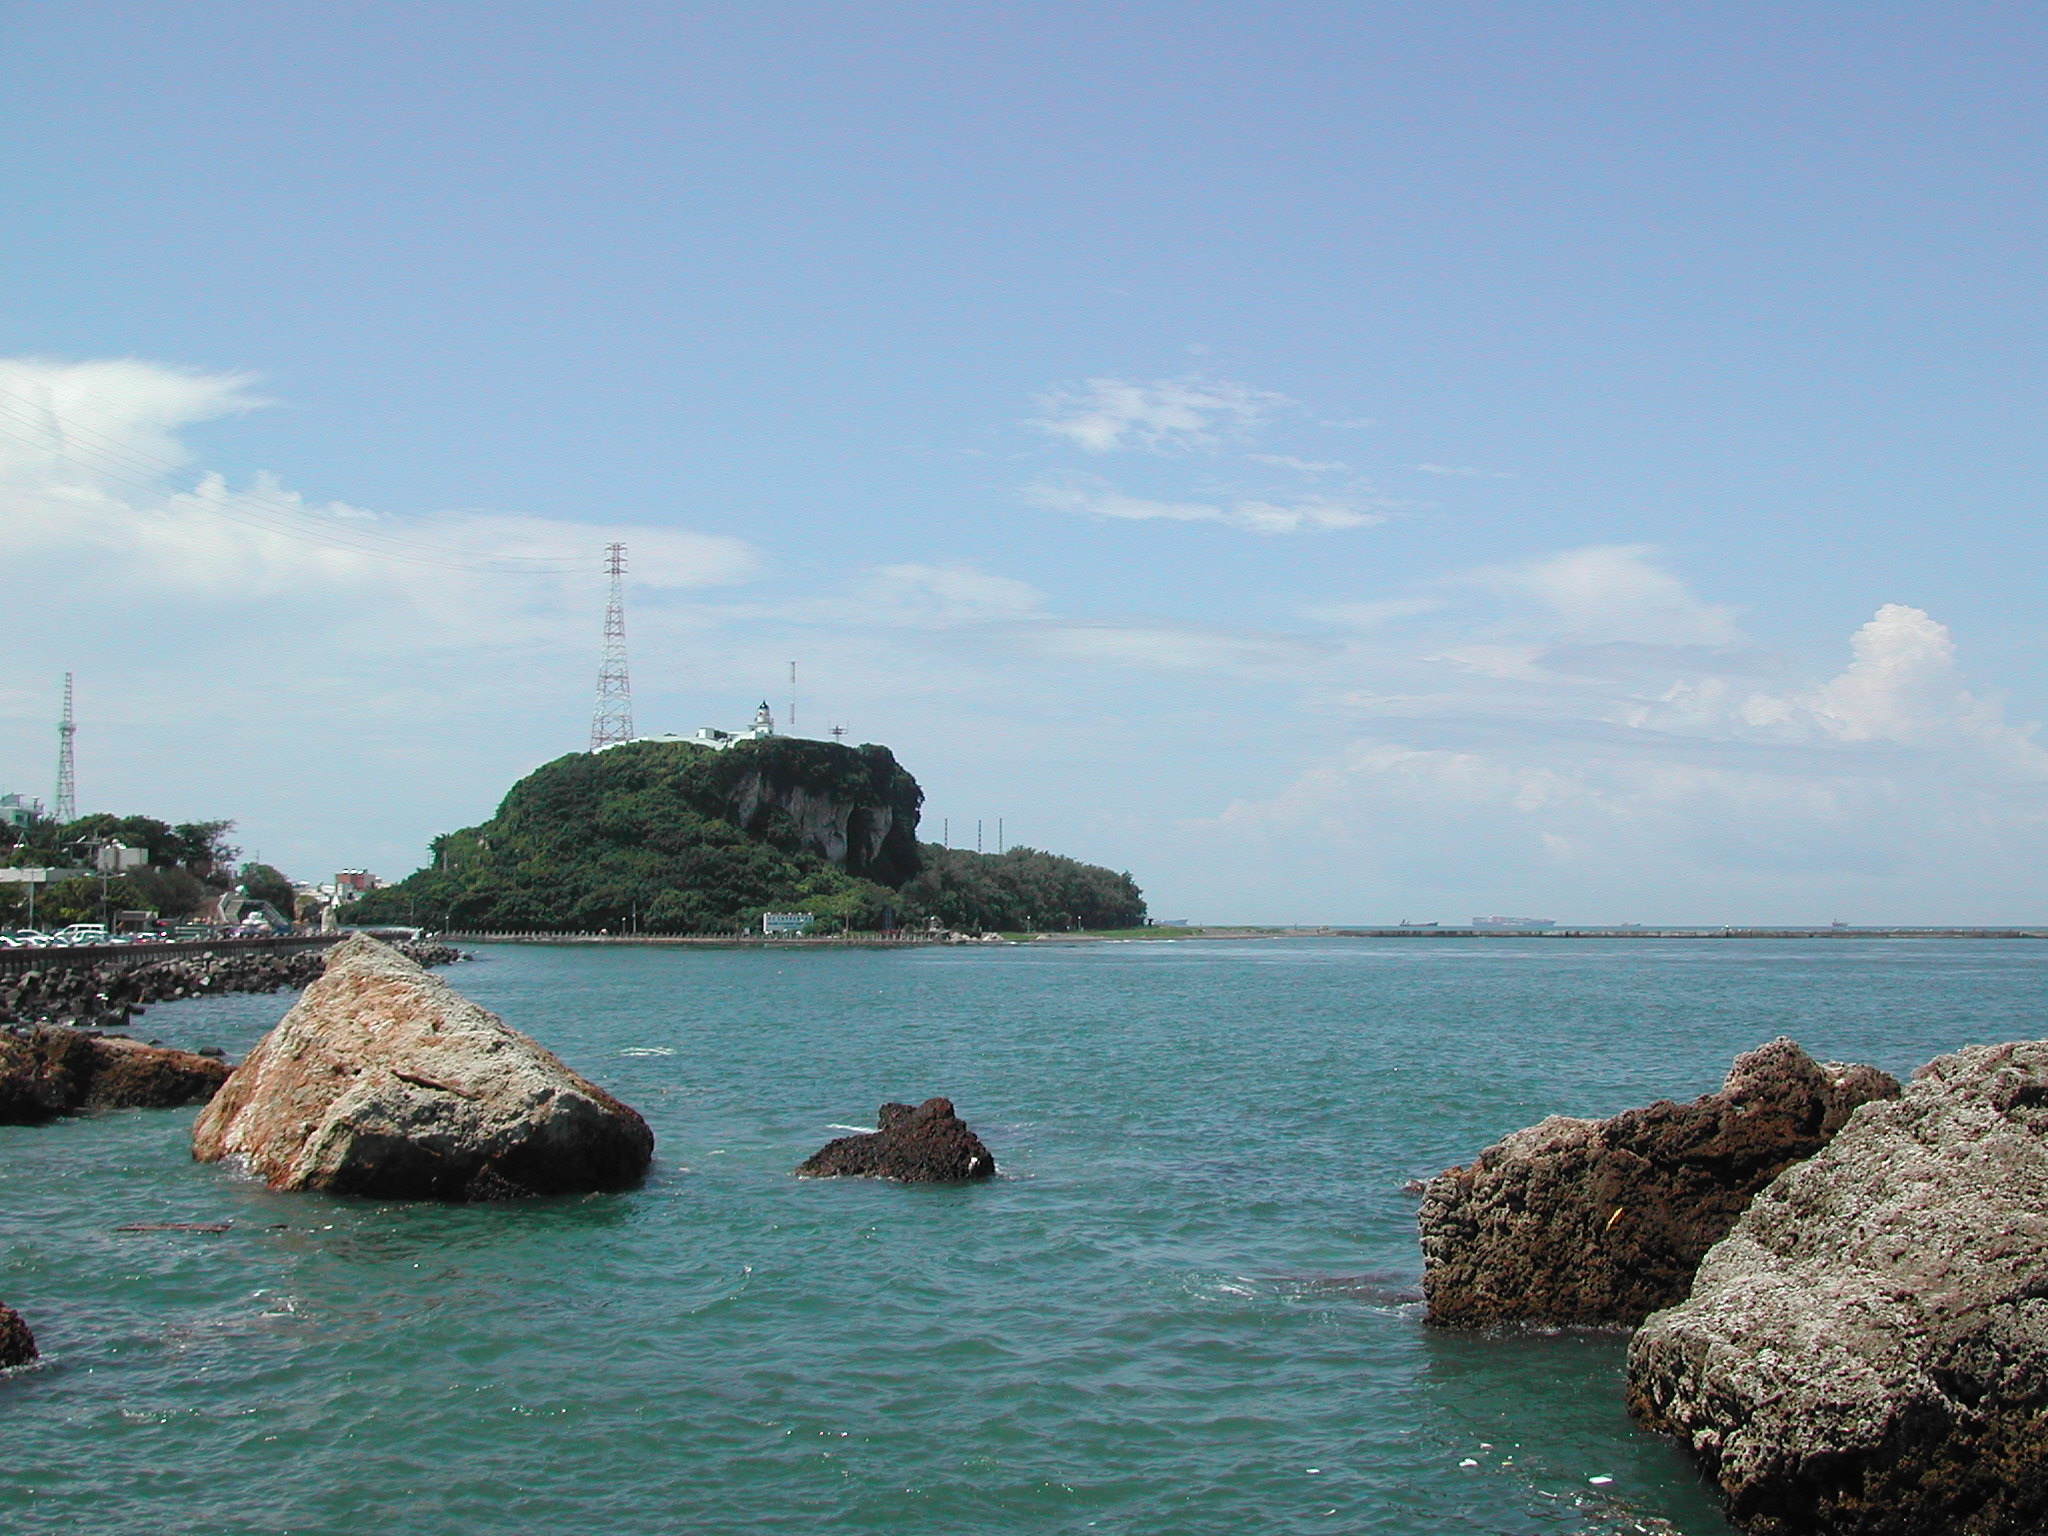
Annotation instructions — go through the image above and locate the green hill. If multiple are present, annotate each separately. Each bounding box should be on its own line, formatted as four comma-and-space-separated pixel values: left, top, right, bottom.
342, 737, 1145, 935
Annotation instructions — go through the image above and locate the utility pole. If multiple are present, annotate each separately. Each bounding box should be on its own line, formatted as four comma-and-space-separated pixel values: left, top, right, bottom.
589, 545, 634, 751
998, 818, 1003, 855
54, 673, 76, 824
977, 819, 983, 854
789, 662, 797, 732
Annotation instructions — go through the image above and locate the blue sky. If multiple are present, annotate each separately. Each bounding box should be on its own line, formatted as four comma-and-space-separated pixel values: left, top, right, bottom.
3, 2, 2045, 922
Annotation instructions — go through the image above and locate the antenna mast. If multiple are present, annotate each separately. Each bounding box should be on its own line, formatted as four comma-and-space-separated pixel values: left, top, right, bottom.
54, 673, 76, 823
589, 545, 635, 751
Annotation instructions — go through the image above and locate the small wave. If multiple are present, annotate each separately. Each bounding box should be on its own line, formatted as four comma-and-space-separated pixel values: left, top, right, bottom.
618, 1048, 675, 1057
824, 1123, 875, 1134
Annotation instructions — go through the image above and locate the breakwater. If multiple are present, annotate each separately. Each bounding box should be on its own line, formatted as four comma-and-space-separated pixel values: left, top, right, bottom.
0, 937, 463, 1029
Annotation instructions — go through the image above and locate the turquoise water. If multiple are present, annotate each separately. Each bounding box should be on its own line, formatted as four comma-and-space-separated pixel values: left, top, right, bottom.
3, 937, 2043, 1535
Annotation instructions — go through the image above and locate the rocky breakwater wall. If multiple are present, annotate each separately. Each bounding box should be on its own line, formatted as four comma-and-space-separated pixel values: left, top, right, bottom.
1629, 1039, 2048, 1536
1420, 1039, 1898, 1329
0, 940, 461, 1030
193, 934, 652, 1201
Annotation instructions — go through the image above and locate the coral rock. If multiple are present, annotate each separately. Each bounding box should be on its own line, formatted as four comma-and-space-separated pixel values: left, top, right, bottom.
0, 1026, 230, 1124
1629, 1039, 2048, 1536
0, 1303, 35, 1368
191, 934, 652, 1200
796, 1098, 996, 1182
1419, 1038, 1897, 1328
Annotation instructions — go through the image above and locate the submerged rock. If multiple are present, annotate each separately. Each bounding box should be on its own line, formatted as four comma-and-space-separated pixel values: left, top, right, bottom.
0, 1303, 35, 1368
0, 1025, 231, 1124
191, 934, 652, 1200
1419, 1038, 1897, 1328
796, 1098, 996, 1182
1629, 1039, 2048, 1536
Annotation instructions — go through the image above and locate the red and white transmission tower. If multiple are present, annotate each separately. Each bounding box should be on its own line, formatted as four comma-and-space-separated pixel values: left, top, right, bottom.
53, 672, 76, 823
588, 544, 635, 751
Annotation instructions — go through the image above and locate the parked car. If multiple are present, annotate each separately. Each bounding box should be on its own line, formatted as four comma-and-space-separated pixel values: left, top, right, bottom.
51, 924, 110, 946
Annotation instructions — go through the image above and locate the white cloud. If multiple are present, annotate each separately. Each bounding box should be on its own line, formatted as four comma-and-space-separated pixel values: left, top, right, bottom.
1027, 479, 1388, 534
1034, 621, 1326, 672
1246, 454, 1350, 474
0, 357, 265, 487
855, 563, 1047, 625
1468, 544, 1742, 646
1415, 462, 1512, 478
1029, 376, 1290, 454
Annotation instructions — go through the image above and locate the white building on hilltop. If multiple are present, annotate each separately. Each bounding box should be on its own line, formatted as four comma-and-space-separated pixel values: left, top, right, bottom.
604, 701, 780, 753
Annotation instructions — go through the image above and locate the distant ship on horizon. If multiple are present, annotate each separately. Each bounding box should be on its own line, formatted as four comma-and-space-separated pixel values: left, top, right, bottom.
1470, 915, 1557, 929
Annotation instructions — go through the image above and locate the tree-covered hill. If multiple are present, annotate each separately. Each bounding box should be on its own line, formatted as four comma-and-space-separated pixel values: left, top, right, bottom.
900, 845, 1146, 931
342, 736, 1145, 935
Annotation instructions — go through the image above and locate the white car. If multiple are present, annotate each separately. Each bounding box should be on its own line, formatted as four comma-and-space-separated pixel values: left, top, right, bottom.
52, 924, 110, 946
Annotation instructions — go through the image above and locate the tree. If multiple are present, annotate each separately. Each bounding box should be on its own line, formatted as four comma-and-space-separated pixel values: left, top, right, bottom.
238, 862, 296, 915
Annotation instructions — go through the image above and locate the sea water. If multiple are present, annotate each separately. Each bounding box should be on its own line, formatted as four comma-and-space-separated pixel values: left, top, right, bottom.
2, 937, 2042, 1535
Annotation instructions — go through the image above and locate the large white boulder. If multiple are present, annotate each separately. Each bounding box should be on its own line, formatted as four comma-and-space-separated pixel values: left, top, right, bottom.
192, 935, 652, 1200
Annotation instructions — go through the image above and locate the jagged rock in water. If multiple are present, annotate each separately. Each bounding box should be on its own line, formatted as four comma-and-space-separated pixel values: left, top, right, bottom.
795, 1098, 996, 1182
0, 1026, 231, 1124
0, 1302, 35, 1368
1419, 1038, 1898, 1328
1628, 1039, 2048, 1536
191, 934, 652, 1200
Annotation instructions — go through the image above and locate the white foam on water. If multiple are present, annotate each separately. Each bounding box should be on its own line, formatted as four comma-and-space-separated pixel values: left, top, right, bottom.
619, 1047, 674, 1057
824, 1123, 874, 1133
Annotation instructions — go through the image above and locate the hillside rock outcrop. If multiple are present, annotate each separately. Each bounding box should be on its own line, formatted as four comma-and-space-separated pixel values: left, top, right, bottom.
0, 1303, 36, 1368
1420, 1038, 1898, 1328
796, 1098, 996, 1182
0, 1025, 231, 1124
192, 934, 652, 1200
1628, 1039, 2048, 1536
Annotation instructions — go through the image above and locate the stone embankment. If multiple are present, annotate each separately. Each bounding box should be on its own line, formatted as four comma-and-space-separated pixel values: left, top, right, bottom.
797, 1098, 997, 1182
193, 934, 652, 1201
0, 1026, 231, 1124
0, 941, 462, 1030
1419, 1038, 1898, 1328
1628, 1038, 2048, 1536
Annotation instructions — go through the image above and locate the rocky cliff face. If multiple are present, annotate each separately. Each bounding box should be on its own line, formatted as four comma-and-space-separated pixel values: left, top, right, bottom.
1420, 1039, 1898, 1329
726, 770, 902, 882
192, 935, 652, 1200
1628, 1039, 2048, 1536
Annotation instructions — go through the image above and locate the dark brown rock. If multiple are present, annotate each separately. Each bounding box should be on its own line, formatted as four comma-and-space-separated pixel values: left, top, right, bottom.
0, 1026, 231, 1124
795, 1098, 996, 1182
0, 1303, 36, 1368
1419, 1038, 1898, 1329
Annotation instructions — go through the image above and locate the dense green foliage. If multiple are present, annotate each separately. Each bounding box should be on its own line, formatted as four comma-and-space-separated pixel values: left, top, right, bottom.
0, 809, 241, 925
343, 737, 1147, 935
238, 862, 297, 915
343, 738, 925, 934
899, 845, 1147, 931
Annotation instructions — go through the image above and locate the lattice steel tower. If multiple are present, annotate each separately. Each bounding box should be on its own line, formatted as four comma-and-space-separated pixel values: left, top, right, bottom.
53, 672, 76, 823
589, 545, 635, 751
